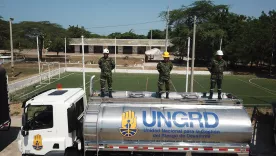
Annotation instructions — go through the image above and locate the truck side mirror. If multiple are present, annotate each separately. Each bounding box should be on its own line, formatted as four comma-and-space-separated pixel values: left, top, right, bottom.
22, 113, 26, 128
21, 113, 29, 136
21, 129, 29, 136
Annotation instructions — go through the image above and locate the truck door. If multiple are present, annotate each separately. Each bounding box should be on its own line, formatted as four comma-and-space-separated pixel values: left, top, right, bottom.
67, 98, 84, 137
22, 105, 57, 155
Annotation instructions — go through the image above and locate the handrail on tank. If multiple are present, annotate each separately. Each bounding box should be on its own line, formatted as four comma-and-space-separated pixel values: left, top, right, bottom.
90, 75, 95, 97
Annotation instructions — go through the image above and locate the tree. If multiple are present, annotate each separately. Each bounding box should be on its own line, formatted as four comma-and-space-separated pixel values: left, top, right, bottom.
147, 29, 165, 39
0, 16, 9, 49
11, 21, 67, 59
108, 32, 122, 39
108, 30, 146, 39
67, 25, 91, 38
160, 0, 229, 62
48, 37, 64, 55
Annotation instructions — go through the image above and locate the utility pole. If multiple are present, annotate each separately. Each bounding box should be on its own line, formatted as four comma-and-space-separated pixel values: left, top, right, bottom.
270, 37, 275, 76
37, 36, 41, 76
65, 38, 67, 69
165, 7, 169, 52
190, 16, 197, 92
81, 36, 86, 94
115, 37, 117, 72
9, 18, 14, 76
220, 38, 223, 50
186, 37, 191, 92
150, 29, 152, 49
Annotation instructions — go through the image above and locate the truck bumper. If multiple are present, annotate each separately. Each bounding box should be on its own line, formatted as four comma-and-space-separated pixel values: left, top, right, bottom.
45, 151, 65, 156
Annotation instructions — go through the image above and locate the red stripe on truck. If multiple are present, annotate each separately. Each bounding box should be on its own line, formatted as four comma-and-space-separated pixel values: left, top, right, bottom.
204, 147, 213, 151
219, 148, 228, 151
119, 146, 128, 149
105, 145, 248, 153
234, 148, 241, 152
168, 147, 178, 150
154, 147, 163, 150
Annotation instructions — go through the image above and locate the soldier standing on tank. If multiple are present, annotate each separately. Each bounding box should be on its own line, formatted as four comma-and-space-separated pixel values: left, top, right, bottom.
98, 48, 115, 98
157, 51, 173, 99
208, 50, 227, 99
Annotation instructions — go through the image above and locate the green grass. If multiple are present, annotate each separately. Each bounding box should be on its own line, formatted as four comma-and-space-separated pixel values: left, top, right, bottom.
10, 72, 276, 105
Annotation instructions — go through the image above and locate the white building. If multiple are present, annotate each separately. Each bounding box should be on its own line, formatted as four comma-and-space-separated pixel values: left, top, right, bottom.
69, 38, 173, 54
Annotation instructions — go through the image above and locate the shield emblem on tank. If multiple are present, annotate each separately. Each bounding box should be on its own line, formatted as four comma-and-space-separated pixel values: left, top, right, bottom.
119, 110, 138, 137
33, 134, 43, 150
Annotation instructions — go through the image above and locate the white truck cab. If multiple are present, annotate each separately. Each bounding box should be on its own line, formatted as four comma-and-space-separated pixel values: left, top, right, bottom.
18, 88, 86, 156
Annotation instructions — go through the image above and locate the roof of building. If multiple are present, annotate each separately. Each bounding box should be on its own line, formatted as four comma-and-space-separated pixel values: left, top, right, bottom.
69, 38, 173, 47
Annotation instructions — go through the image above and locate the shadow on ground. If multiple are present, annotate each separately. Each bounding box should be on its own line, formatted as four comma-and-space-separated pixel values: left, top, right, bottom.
0, 127, 20, 151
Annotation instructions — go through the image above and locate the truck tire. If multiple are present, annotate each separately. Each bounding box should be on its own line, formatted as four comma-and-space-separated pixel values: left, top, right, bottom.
64, 148, 80, 156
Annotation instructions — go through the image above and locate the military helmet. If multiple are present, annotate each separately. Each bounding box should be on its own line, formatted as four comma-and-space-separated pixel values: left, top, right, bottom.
216, 50, 223, 56
162, 51, 170, 58
103, 48, 109, 54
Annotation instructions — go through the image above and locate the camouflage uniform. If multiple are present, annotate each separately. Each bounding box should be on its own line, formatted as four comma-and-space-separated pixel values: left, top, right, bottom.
157, 61, 173, 96
207, 59, 227, 99
98, 57, 115, 94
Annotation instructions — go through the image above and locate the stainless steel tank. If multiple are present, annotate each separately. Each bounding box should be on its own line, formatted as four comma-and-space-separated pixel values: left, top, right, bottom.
83, 103, 251, 151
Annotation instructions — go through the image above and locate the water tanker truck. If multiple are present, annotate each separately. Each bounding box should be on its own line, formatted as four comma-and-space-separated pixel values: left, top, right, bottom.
0, 65, 11, 131
18, 75, 265, 156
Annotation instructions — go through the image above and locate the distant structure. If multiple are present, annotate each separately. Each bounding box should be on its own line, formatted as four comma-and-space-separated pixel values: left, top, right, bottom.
68, 38, 173, 54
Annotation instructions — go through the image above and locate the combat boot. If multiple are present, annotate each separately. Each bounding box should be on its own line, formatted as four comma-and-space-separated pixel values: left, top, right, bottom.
109, 91, 113, 98
156, 92, 161, 98
218, 94, 222, 100
218, 90, 222, 100
166, 92, 169, 99
100, 89, 105, 97
208, 92, 213, 99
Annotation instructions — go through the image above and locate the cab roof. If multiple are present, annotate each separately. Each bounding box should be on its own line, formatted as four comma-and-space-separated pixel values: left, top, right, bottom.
22, 88, 84, 107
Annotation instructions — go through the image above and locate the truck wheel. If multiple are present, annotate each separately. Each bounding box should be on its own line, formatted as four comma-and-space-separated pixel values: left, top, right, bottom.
64, 147, 80, 156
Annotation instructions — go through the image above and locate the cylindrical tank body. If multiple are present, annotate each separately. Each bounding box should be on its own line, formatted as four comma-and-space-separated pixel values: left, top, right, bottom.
83, 103, 251, 151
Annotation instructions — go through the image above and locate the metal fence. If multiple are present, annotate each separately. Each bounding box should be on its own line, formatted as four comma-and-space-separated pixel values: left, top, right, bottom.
8, 67, 66, 93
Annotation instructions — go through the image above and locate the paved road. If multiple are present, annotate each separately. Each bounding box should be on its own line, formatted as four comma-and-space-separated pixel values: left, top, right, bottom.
0, 116, 21, 156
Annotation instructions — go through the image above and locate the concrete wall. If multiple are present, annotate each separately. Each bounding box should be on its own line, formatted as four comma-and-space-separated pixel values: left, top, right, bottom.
69, 38, 173, 47
69, 38, 173, 54
118, 46, 123, 54
74, 45, 80, 53
88, 46, 94, 53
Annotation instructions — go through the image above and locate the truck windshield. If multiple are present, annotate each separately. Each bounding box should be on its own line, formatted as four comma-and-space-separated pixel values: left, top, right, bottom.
26, 105, 53, 130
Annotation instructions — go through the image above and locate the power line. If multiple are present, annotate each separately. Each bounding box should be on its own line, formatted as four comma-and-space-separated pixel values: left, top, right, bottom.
86, 20, 165, 29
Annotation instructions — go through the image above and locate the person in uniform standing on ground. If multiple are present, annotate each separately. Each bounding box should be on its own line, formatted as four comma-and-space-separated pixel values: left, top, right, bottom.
208, 50, 227, 99
98, 48, 115, 98
157, 51, 173, 99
